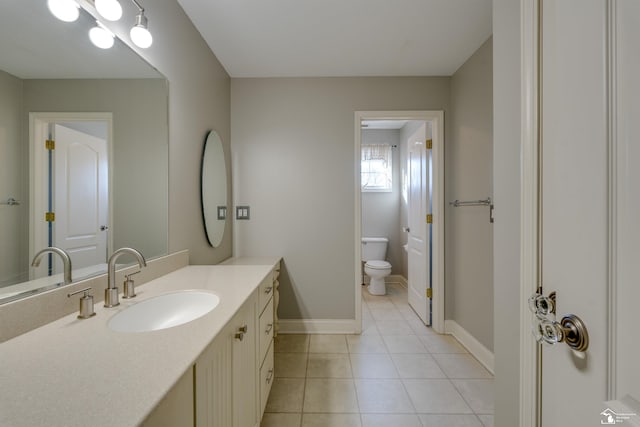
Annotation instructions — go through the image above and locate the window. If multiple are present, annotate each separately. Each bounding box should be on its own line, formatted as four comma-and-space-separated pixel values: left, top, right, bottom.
361, 144, 392, 192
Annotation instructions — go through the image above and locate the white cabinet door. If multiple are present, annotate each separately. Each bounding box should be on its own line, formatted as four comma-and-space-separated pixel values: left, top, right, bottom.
232, 295, 258, 427
195, 291, 258, 427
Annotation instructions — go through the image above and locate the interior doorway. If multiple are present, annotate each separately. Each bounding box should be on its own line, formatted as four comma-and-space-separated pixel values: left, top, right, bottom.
354, 111, 444, 334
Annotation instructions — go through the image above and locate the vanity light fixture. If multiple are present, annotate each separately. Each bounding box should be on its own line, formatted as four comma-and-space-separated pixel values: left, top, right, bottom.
95, 0, 123, 22
89, 21, 115, 49
129, 0, 153, 48
47, 0, 80, 22
48, 0, 153, 49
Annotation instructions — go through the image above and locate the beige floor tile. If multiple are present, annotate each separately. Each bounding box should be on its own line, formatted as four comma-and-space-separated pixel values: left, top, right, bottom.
309, 335, 349, 353
369, 306, 404, 321
406, 318, 437, 336
350, 354, 399, 379
403, 379, 473, 414
346, 335, 388, 354
260, 412, 302, 427
419, 335, 468, 354
301, 413, 362, 427
275, 352, 308, 378
303, 379, 359, 413
355, 379, 415, 413
361, 413, 422, 427
452, 379, 494, 414
477, 414, 494, 427
418, 414, 484, 427
361, 316, 380, 336
276, 334, 310, 353
432, 354, 492, 379
307, 353, 352, 378
390, 354, 446, 379
375, 320, 415, 335
382, 335, 428, 353
266, 378, 305, 413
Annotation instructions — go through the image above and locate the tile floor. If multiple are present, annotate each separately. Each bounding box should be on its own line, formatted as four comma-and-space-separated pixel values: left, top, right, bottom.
261, 283, 494, 427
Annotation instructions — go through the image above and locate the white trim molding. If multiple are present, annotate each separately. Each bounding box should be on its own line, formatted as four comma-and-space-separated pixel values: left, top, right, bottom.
445, 320, 495, 375
520, 0, 541, 426
278, 319, 359, 335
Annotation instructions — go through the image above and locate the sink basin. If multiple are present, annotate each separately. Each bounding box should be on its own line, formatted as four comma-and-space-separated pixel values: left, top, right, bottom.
108, 291, 220, 333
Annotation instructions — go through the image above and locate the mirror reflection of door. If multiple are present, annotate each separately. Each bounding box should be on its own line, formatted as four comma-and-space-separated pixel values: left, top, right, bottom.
31, 115, 110, 280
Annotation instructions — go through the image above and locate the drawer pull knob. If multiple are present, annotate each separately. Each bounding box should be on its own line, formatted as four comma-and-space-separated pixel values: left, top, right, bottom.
264, 286, 273, 294
266, 369, 274, 384
265, 323, 273, 334
235, 332, 244, 341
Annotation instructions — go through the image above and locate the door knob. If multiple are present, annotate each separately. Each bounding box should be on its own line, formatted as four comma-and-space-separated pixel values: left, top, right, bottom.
529, 291, 589, 352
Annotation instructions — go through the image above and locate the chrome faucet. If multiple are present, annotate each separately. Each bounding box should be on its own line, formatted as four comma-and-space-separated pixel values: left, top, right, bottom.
105, 247, 147, 307
31, 247, 73, 285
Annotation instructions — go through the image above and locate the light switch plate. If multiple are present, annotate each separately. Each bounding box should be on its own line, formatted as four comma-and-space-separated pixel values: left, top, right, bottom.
236, 206, 250, 220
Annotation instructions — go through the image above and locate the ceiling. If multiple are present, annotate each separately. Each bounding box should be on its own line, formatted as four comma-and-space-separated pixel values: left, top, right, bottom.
177, 0, 493, 78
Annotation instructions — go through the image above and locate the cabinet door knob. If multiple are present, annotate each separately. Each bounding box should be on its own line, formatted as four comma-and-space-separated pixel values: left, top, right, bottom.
235, 332, 244, 341
264, 286, 273, 294
265, 324, 273, 334
266, 369, 274, 384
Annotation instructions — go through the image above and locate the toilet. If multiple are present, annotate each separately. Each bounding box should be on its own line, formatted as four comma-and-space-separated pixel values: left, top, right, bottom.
361, 237, 392, 295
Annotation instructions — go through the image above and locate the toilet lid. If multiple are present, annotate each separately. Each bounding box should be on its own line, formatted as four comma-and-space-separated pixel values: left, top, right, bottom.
365, 260, 391, 270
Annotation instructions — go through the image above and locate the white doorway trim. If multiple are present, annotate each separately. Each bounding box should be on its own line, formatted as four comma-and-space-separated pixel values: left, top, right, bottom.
520, 0, 542, 425
29, 112, 114, 278
354, 110, 445, 335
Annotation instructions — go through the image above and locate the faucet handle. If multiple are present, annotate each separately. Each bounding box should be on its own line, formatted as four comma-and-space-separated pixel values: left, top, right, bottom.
67, 287, 96, 319
122, 271, 140, 299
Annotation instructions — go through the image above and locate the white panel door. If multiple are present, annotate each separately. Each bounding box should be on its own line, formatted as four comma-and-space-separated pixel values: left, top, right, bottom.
53, 124, 108, 270
536, 0, 640, 425
407, 123, 430, 325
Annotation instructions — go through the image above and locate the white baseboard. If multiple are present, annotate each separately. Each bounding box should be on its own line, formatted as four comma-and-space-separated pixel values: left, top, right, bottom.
444, 320, 495, 375
387, 275, 407, 287
278, 319, 359, 334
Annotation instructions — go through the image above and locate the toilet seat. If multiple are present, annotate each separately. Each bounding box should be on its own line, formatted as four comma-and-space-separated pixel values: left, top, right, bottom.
365, 260, 391, 270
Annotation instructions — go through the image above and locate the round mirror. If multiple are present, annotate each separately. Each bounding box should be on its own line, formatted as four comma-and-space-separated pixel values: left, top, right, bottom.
201, 130, 227, 247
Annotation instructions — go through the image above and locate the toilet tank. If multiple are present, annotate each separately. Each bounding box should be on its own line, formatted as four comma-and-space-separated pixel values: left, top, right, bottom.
361, 237, 388, 261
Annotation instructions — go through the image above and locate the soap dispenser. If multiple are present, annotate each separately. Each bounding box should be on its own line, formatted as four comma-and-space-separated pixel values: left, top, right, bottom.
67, 287, 96, 319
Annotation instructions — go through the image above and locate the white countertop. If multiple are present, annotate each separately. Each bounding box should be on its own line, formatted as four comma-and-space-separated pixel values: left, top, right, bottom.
0, 263, 276, 427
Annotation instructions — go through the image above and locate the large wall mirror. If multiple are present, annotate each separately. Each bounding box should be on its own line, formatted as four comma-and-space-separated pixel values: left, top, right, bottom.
0, 0, 169, 303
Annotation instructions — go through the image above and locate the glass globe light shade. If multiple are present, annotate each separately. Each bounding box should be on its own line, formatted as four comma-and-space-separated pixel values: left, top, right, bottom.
95, 0, 123, 21
47, 0, 80, 22
89, 25, 115, 49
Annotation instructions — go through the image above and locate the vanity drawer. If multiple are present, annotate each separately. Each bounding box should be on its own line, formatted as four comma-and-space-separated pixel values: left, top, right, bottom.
259, 341, 274, 417
258, 274, 274, 313
259, 297, 274, 363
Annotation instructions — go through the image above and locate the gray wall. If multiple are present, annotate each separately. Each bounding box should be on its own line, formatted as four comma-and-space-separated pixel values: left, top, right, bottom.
231, 77, 450, 320
100, 0, 232, 265
446, 38, 494, 351
493, 1, 521, 426
361, 129, 402, 275
0, 70, 26, 285
22, 79, 169, 260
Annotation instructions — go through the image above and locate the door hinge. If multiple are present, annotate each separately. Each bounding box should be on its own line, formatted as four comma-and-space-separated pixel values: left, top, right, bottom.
426, 288, 432, 299
45, 140, 55, 150
45, 212, 55, 222
426, 139, 432, 149
426, 214, 433, 224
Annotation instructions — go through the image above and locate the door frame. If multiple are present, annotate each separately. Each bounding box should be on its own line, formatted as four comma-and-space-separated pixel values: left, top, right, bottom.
29, 112, 114, 279
354, 110, 445, 334
519, 0, 541, 425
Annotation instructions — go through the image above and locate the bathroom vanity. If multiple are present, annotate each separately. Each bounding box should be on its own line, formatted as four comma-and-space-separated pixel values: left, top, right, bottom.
0, 257, 281, 427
